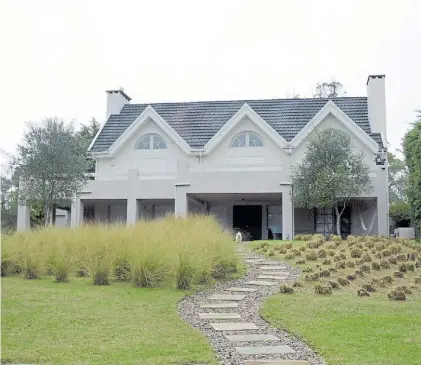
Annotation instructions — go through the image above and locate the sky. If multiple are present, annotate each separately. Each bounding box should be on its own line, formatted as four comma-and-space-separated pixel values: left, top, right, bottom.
0, 0, 420, 166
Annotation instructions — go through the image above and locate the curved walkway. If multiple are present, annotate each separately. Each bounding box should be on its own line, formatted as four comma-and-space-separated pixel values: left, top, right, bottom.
178, 244, 326, 365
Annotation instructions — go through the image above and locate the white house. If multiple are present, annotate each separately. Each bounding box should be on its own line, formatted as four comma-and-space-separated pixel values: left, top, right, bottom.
17, 75, 389, 239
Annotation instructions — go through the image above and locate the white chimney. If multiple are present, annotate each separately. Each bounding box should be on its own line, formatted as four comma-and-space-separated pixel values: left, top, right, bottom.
367, 75, 387, 142
106, 88, 131, 119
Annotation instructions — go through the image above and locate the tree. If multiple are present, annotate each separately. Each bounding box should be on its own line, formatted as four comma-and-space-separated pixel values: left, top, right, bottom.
388, 151, 408, 203
292, 128, 373, 236
77, 118, 100, 173
314, 79, 344, 98
403, 111, 421, 228
389, 200, 411, 228
16, 118, 89, 225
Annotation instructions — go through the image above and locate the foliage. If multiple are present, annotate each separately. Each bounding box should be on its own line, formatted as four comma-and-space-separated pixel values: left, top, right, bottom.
388, 152, 408, 203
292, 128, 373, 235
314, 79, 344, 98
389, 200, 411, 228
77, 118, 100, 173
403, 115, 421, 229
16, 118, 88, 225
1, 215, 238, 290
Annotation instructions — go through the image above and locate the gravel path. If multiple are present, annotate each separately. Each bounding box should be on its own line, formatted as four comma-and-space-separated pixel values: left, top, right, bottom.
178, 244, 327, 365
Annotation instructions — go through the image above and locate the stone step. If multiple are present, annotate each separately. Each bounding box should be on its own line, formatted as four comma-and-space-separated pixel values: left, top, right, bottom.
199, 313, 241, 320
257, 275, 288, 280
235, 345, 295, 355
245, 280, 276, 286
225, 287, 258, 293
244, 361, 310, 365
210, 322, 258, 331
260, 266, 288, 271
261, 271, 290, 275
200, 302, 238, 309
208, 294, 246, 301
245, 259, 268, 263
225, 334, 279, 342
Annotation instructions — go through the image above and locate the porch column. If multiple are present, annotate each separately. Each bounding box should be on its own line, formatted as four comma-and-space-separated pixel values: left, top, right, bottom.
262, 204, 268, 239
127, 199, 139, 225
175, 184, 189, 217
377, 196, 389, 236
70, 197, 84, 228
282, 186, 294, 240
17, 204, 30, 231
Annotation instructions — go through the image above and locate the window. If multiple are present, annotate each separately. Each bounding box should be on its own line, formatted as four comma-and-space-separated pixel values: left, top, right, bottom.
230, 132, 263, 148
135, 134, 167, 150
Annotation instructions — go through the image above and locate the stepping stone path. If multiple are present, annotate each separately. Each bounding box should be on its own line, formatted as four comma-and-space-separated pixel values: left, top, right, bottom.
178, 243, 325, 365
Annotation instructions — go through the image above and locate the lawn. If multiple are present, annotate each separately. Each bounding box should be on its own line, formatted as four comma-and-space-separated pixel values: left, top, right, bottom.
251, 236, 421, 365
1, 276, 216, 365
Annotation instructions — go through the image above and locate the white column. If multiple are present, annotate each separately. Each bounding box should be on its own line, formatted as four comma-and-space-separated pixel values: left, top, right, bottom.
377, 196, 389, 236
70, 197, 84, 228
282, 186, 294, 240
262, 203, 268, 239
17, 204, 30, 231
127, 199, 139, 225
175, 184, 189, 217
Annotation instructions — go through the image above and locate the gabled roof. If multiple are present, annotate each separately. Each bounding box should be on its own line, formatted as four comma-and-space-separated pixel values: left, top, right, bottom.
90, 97, 382, 152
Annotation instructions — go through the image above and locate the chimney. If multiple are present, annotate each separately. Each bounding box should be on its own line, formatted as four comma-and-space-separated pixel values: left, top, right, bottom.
106, 88, 131, 119
366, 75, 387, 141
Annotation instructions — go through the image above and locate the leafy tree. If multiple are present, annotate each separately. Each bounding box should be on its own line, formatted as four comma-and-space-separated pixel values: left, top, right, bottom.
77, 118, 100, 173
314, 79, 344, 98
388, 151, 408, 203
389, 200, 411, 228
403, 112, 421, 228
16, 118, 88, 225
292, 128, 373, 236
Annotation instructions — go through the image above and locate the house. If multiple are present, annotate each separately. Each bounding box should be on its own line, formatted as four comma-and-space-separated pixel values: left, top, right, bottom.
17, 75, 389, 239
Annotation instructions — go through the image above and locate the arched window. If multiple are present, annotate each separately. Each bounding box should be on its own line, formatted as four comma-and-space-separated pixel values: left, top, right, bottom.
135, 133, 167, 150
230, 131, 263, 147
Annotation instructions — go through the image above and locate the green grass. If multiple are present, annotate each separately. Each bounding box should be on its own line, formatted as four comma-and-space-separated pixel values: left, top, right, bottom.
252, 236, 421, 365
1, 276, 217, 365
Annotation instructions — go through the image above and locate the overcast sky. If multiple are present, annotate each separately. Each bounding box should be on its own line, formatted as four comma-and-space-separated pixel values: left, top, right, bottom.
0, 0, 420, 165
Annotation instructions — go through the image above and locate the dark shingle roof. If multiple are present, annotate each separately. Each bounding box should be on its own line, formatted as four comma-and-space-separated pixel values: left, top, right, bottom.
90, 97, 378, 152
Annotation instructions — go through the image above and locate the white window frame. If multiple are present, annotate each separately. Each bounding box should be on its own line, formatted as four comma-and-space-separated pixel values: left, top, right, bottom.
230, 131, 263, 148
135, 133, 167, 150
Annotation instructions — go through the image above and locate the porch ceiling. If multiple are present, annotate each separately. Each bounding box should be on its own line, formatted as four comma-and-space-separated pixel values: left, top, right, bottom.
191, 193, 283, 203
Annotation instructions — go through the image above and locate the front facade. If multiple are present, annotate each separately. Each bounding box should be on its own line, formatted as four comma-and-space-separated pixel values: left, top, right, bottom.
17, 75, 389, 239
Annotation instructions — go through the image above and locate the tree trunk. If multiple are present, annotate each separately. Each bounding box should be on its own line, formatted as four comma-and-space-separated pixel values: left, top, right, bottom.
44, 205, 53, 226
335, 205, 341, 236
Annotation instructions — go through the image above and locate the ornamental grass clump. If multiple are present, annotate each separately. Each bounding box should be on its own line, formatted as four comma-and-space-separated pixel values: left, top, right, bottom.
280, 284, 294, 294
315, 284, 332, 295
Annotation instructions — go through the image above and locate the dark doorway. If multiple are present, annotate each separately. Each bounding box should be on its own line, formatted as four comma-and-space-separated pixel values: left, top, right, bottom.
233, 205, 262, 241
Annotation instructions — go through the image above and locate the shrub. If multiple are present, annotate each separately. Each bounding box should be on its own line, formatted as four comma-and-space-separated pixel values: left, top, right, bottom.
394, 285, 412, 294
280, 284, 294, 294
322, 258, 331, 265
328, 250, 336, 257
388, 255, 397, 264
380, 260, 391, 270
381, 249, 392, 257
396, 254, 406, 262
269, 250, 275, 257
393, 271, 404, 278
320, 270, 331, 278
307, 239, 323, 249
360, 264, 371, 272
336, 261, 346, 269
293, 281, 303, 288
407, 251, 417, 260
372, 262, 381, 270
114, 258, 131, 281
285, 253, 295, 260
279, 248, 287, 254
339, 253, 347, 260
388, 290, 406, 301
298, 246, 307, 252
405, 263, 415, 271
346, 260, 356, 268
328, 281, 340, 289
305, 251, 318, 261
357, 288, 370, 297
330, 235, 342, 243
375, 252, 382, 259
305, 273, 319, 281
302, 266, 313, 273
389, 244, 402, 254
328, 267, 338, 273
317, 249, 327, 258
350, 248, 362, 258
354, 270, 364, 277
315, 284, 332, 295
414, 277, 421, 285
361, 283, 376, 292
292, 249, 301, 256
333, 255, 341, 262
347, 274, 357, 281
295, 259, 306, 265
380, 275, 393, 285
375, 243, 386, 251
398, 264, 407, 273
338, 277, 350, 286
283, 242, 293, 249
